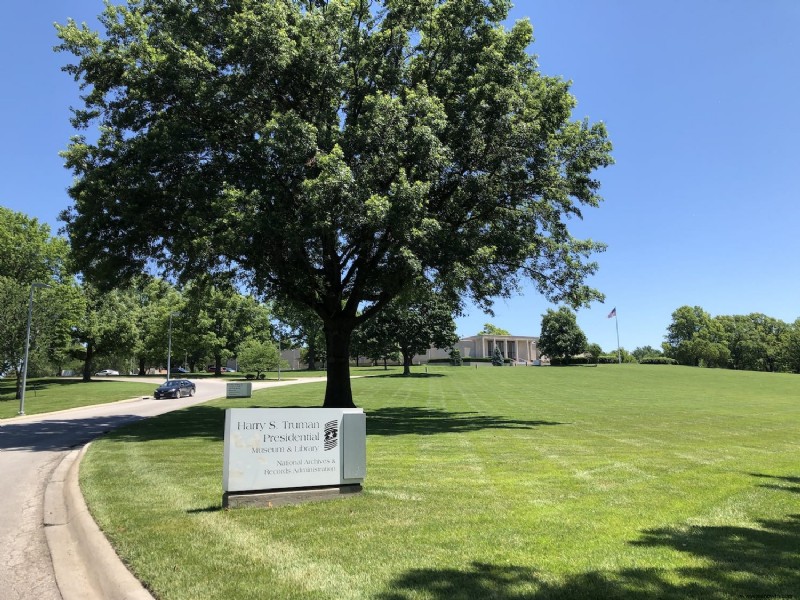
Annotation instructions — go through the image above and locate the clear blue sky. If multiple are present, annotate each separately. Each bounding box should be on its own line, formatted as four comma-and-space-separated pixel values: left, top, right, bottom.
2, 1, 799, 353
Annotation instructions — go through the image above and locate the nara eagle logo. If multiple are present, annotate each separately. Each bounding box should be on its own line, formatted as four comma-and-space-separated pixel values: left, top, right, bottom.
324, 420, 338, 451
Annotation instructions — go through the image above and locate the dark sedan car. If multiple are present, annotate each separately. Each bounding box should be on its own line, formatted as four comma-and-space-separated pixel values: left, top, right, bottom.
153, 379, 196, 399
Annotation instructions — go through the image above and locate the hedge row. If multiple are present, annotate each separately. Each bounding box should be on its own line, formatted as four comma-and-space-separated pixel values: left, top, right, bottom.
638, 357, 677, 365
550, 356, 595, 366
431, 356, 676, 366
464, 357, 513, 364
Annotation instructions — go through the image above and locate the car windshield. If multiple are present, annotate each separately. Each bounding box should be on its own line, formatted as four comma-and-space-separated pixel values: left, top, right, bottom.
160, 381, 181, 388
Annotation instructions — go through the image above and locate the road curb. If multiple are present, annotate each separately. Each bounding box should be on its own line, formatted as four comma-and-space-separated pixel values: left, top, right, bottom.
44, 444, 154, 600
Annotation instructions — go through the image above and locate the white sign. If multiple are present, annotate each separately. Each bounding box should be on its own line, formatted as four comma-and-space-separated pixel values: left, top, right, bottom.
226, 382, 252, 398
223, 408, 366, 492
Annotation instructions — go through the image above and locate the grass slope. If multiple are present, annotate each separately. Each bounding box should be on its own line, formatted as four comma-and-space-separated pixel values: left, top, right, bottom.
0, 378, 157, 419
80, 366, 800, 599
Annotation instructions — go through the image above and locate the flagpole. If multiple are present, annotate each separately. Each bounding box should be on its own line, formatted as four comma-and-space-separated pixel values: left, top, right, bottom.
608, 307, 621, 364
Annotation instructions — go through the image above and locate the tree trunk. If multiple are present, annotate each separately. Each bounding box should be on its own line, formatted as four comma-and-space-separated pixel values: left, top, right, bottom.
82, 345, 94, 382
138, 357, 147, 376
307, 344, 317, 371
402, 350, 412, 376
323, 321, 356, 408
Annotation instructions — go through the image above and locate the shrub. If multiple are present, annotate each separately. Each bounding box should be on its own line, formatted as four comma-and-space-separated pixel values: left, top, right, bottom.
462, 357, 513, 364
550, 356, 592, 366
450, 349, 463, 367
639, 357, 677, 365
491, 347, 504, 366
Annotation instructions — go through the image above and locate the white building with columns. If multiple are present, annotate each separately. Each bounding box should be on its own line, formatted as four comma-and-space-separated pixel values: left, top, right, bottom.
414, 334, 540, 365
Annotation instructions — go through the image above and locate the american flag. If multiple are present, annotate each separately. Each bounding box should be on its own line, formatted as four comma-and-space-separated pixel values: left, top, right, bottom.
608, 307, 617, 319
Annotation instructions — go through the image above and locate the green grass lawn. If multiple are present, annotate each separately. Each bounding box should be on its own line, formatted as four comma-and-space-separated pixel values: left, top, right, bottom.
0, 378, 158, 419
80, 365, 800, 599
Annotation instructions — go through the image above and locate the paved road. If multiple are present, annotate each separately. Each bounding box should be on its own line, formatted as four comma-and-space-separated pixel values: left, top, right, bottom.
0, 376, 325, 600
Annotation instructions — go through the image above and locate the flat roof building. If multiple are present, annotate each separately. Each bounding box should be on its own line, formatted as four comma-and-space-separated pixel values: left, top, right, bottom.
415, 334, 540, 365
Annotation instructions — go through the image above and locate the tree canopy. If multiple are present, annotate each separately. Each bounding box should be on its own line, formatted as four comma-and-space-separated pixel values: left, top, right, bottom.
538, 307, 587, 362
0, 208, 75, 396
57, 0, 612, 407
664, 306, 729, 368
479, 323, 511, 336
357, 288, 458, 375
665, 306, 791, 372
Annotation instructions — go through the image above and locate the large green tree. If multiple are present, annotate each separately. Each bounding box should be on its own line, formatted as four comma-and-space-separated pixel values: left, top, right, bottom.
781, 318, 800, 374
538, 307, 587, 363
717, 313, 787, 372
71, 284, 140, 381
132, 276, 184, 375
0, 278, 74, 396
664, 306, 729, 368
0, 206, 70, 285
272, 301, 326, 370
359, 289, 459, 375
57, 0, 612, 407
182, 280, 271, 375
0, 208, 75, 396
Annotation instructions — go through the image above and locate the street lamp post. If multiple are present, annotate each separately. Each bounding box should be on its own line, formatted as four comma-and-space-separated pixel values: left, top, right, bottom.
166, 311, 179, 380
19, 282, 51, 415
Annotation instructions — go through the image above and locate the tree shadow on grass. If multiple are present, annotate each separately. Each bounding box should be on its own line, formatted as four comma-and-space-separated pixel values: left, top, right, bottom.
378, 477, 800, 600
358, 372, 446, 379
106, 405, 227, 443
0, 377, 101, 401
100, 405, 564, 444
377, 514, 800, 599
366, 407, 565, 437
750, 473, 800, 495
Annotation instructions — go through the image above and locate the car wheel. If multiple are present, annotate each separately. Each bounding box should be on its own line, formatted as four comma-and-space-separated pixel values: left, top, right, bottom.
189, 387, 194, 396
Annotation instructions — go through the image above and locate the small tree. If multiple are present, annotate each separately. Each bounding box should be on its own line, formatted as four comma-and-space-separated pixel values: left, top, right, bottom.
586, 342, 603, 363
538, 307, 587, 363
492, 346, 504, 366
450, 348, 463, 366
237, 339, 281, 379
71, 284, 139, 381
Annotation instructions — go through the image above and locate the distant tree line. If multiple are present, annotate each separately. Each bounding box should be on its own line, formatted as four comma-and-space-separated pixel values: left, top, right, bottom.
0, 207, 288, 396
538, 304, 800, 374
663, 305, 800, 373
